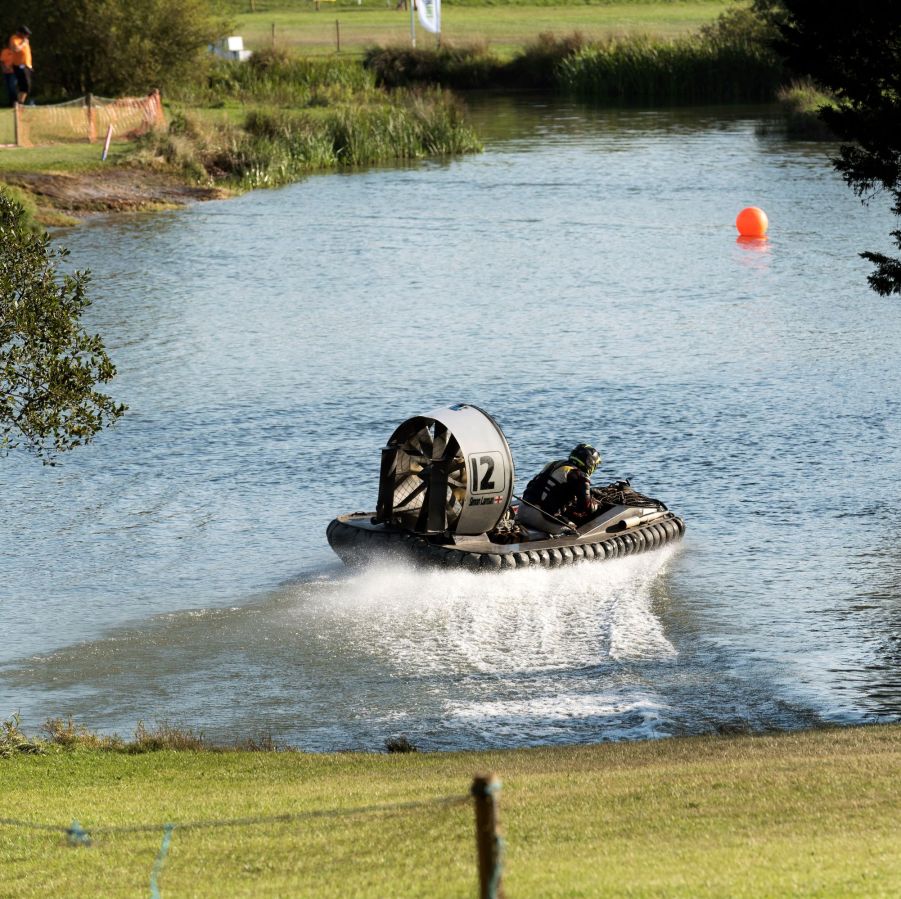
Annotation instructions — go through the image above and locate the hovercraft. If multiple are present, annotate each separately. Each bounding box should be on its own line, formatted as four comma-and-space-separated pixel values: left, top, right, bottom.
326, 404, 685, 571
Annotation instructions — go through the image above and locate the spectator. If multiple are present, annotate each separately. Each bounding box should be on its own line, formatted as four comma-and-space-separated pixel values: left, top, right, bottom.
0, 39, 16, 106
10, 26, 33, 105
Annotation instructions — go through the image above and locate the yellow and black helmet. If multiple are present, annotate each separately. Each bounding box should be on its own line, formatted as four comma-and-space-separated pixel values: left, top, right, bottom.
569, 443, 601, 475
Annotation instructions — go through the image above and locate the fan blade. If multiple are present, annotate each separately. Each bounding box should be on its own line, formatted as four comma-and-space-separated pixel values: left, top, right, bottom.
394, 480, 427, 510
403, 430, 428, 459
422, 425, 434, 458
432, 424, 448, 461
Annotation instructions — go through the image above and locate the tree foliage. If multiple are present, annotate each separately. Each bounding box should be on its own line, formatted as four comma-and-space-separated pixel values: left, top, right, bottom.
0, 0, 229, 97
0, 191, 125, 462
761, 0, 901, 295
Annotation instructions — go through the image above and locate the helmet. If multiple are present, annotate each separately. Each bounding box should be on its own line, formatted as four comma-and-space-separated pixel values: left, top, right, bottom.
569, 443, 601, 475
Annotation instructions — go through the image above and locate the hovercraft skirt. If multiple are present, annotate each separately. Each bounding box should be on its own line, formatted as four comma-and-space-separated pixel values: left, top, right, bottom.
326, 513, 685, 570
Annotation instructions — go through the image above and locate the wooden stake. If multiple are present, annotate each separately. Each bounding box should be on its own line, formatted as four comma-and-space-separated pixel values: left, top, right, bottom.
86, 93, 96, 143
471, 774, 504, 899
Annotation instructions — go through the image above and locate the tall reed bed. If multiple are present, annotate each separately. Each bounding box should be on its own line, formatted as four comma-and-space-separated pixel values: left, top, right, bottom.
144, 89, 481, 190
364, 33, 587, 90
557, 33, 780, 103
363, 44, 505, 91
173, 49, 376, 108
366, 4, 783, 102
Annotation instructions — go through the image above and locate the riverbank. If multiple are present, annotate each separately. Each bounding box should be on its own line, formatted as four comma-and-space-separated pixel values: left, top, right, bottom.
0, 139, 230, 226
0, 2, 794, 226
1, 164, 229, 218
2, 723, 899, 897
0, 82, 480, 226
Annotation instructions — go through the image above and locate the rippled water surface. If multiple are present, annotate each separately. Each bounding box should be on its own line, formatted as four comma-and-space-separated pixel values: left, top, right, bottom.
3, 99, 900, 749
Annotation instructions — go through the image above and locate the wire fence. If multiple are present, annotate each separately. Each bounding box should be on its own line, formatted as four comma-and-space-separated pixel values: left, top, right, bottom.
4, 91, 165, 148
0, 776, 505, 898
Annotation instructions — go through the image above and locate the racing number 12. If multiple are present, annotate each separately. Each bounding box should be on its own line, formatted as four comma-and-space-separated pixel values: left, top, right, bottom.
470, 455, 496, 492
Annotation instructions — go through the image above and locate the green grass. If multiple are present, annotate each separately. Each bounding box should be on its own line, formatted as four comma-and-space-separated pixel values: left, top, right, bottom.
2, 724, 899, 897
775, 78, 837, 139
233, 2, 732, 57
0, 141, 132, 173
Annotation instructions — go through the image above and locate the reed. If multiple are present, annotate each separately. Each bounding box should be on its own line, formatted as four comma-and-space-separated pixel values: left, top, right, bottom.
171, 48, 376, 107
364, 33, 587, 90
775, 78, 837, 139
363, 44, 505, 90
363, 3, 782, 101
139, 90, 481, 190
557, 32, 780, 102
558, 3, 781, 102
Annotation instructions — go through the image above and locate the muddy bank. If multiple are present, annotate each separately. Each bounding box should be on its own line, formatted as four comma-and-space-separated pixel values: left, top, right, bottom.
1, 167, 228, 218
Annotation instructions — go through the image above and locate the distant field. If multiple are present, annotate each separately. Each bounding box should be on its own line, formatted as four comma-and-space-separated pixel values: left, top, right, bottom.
234, 1, 731, 57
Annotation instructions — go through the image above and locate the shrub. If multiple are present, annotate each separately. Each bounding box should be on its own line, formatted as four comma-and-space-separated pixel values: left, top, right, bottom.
775, 78, 837, 139
130, 721, 207, 753
0, 714, 46, 758
0, 0, 229, 98
364, 44, 504, 90
505, 31, 588, 89
384, 735, 418, 753
42, 717, 124, 751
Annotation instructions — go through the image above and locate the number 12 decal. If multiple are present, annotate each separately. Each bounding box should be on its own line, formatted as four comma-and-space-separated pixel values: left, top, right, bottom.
469, 454, 497, 493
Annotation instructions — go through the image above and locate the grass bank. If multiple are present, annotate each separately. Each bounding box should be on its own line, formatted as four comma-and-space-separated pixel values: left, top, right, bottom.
2, 723, 899, 897
0, 69, 480, 221
146, 87, 480, 191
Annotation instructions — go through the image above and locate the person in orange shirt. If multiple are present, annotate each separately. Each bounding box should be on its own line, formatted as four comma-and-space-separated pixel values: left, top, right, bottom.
0, 42, 16, 107
9, 26, 32, 105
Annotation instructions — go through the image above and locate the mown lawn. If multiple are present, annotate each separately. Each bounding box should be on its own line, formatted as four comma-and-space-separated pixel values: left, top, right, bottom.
0, 140, 132, 173
2, 724, 899, 897
235, 1, 731, 57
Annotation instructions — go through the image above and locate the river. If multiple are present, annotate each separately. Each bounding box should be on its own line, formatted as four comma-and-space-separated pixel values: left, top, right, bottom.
2, 97, 900, 750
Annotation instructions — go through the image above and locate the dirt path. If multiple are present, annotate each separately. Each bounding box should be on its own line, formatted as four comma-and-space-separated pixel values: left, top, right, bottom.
2, 167, 228, 216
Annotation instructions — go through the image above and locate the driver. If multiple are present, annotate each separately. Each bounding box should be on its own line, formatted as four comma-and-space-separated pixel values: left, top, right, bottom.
517, 443, 602, 535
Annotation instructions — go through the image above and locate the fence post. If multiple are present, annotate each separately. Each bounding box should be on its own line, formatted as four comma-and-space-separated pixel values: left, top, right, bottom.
86, 93, 96, 143
336, 20, 341, 53
13, 101, 19, 146
149, 89, 165, 129
471, 774, 504, 899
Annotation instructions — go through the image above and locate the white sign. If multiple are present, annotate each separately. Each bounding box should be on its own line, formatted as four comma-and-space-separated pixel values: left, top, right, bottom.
417, 0, 441, 35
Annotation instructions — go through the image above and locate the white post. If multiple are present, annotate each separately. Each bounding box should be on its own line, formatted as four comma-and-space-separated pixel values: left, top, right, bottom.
101, 124, 113, 161
409, 0, 416, 47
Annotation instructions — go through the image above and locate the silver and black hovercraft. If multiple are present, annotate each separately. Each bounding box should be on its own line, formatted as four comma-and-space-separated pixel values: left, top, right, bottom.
326, 404, 685, 570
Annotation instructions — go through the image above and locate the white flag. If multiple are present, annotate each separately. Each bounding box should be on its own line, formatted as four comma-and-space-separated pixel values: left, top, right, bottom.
417, 0, 440, 35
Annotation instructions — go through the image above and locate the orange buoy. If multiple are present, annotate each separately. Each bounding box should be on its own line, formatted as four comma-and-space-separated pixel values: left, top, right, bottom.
736, 206, 768, 238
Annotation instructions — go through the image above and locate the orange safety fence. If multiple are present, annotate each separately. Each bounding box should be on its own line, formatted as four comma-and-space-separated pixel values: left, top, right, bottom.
10, 90, 165, 148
